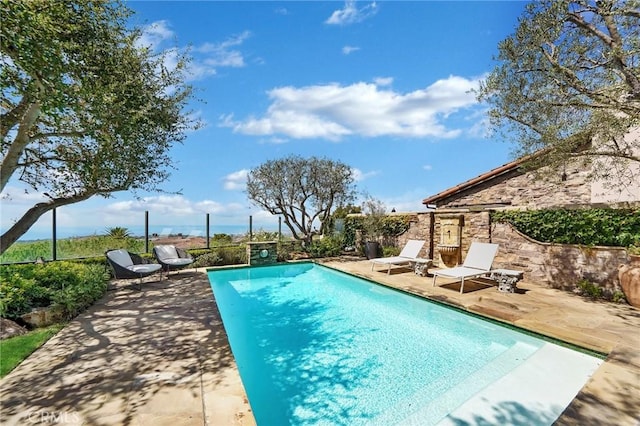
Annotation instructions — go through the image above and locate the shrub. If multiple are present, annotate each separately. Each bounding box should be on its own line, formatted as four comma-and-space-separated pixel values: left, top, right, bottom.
576, 279, 604, 300
612, 290, 627, 304
308, 235, 344, 258
382, 246, 401, 257
192, 252, 223, 268
52, 264, 108, 320
343, 214, 414, 247
0, 262, 109, 321
210, 233, 233, 246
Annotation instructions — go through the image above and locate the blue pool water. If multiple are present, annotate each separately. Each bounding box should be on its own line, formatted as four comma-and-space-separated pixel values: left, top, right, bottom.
207, 263, 600, 425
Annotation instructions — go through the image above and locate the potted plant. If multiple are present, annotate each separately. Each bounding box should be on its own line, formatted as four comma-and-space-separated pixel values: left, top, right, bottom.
619, 242, 640, 308
361, 197, 386, 259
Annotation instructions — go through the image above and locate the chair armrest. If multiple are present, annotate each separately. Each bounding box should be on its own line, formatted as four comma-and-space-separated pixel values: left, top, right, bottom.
176, 247, 193, 260
129, 252, 153, 265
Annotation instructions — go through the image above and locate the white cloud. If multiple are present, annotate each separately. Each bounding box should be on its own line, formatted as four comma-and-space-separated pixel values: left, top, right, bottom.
197, 31, 251, 68
423, 164, 433, 171
135, 20, 174, 50
351, 168, 378, 182
373, 76, 393, 86
221, 75, 481, 141
326, 1, 378, 25
224, 169, 249, 190
135, 22, 251, 82
342, 45, 360, 55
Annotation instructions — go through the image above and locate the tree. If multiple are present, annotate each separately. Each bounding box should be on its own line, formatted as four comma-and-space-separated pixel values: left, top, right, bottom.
246, 155, 357, 246
0, 0, 198, 254
477, 0, 640, 186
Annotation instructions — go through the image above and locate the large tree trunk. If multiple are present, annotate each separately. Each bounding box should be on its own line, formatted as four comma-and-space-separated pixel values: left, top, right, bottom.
0, 96, 41, 192
0, 193, 93, 255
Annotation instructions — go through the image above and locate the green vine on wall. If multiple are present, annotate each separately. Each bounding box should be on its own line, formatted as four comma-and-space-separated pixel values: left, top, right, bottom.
491, 208, 640, 247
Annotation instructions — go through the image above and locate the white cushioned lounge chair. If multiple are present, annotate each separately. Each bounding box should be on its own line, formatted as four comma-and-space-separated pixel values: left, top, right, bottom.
105, 249, 163, 289
153, 245, 194, 277
370, 240, 427, 274
432, 242, 499, 294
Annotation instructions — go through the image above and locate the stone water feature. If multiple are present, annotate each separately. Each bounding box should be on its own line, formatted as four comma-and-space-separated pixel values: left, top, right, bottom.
437, 215, 463, 267
246, 241, 279, 266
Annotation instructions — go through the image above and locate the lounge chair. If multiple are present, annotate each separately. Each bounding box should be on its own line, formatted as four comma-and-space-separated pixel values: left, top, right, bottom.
370, 240, 427, 274
105, 249, 163, 289
432, 242, 499, 294
153, 245, 194, 276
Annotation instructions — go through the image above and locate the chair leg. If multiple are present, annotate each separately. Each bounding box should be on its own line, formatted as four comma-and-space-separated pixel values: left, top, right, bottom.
460, 278, 465, 294
432, 275, 437, 287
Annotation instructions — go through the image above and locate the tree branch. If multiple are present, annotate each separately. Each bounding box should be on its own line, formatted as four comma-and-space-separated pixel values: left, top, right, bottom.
0, 97, 42, 192
0, 192, 94, 254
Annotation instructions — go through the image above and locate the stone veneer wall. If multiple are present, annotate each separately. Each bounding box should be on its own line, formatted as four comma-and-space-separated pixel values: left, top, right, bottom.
395, 212, 432, 259
406, 213, 627, 290
246, 241, 278, 266
491, 222, 628, 290
436, 161, 591, 209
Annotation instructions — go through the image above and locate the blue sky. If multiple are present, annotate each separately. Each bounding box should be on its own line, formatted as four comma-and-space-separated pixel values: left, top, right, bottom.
2, 1, 529, 240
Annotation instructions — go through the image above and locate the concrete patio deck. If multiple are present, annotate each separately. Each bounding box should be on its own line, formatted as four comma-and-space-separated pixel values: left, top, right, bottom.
1, 260, 639, 425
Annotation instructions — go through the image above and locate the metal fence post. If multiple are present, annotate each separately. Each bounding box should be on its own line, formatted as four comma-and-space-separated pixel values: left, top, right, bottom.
52, 208, 57, 261
145, 210, 149, 253
249, 215, 253, 241
278, 216, 282, 241
206, 213, 210, 249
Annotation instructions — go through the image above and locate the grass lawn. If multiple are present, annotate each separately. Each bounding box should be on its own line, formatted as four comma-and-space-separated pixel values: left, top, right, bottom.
0, 324, 65, 378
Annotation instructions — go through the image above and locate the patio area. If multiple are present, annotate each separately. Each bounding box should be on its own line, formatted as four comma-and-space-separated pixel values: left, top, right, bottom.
0, 260, 638, 425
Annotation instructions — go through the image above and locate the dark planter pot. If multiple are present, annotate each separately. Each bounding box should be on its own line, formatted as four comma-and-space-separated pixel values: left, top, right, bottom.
365, 241, 380, 260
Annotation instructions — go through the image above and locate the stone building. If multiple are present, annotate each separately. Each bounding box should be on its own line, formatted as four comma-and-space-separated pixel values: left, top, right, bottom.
399, 133, 639, 290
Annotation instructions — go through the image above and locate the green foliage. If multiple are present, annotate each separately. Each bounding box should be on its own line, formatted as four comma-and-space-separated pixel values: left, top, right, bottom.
246, 155, 357, 245
105, 227, 132, 238
276, 240, 304, 261
52, 264, 108, 320
477, 0, 640, 186
1, 0, 199, 253
217, 246, 247, 265
577, 280, 604, 300
492, 208, 640, 247
0, 262, 108, 321
0, 324, 64, 378
191, 252, 224, 268
380, 215, 413, 237
250, 230, 280, 242
308, 235, 344, 258
343, 214, 413, 247
612, 290, 627, 304
210, 233, 233, 246
382, 246, 401, 257
0, 235, 146, 263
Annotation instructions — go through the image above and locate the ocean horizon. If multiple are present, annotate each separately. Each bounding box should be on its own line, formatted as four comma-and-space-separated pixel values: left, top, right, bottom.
14, 223, 282, 242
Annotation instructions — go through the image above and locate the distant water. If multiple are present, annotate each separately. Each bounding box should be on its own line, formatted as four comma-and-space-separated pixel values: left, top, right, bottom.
15, 224, 280, 242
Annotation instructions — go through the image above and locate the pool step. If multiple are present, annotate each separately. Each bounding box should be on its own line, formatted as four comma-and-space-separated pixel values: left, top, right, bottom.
371, 340, 541, 425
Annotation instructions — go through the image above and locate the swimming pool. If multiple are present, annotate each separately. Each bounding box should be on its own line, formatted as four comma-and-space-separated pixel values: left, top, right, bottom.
207, 262, 603, 425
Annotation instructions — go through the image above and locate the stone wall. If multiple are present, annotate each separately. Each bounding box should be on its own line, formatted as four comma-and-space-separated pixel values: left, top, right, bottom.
404, 213, 627, 290
491, 222, 628, 290
436, 161, 592, 210
396, 212, 432, 259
